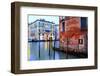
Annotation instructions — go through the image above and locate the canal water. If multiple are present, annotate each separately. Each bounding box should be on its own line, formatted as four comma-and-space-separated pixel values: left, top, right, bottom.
28, 41, 79, 61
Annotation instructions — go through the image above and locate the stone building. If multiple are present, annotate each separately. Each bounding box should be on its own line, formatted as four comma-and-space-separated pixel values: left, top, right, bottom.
28, 19, 59, 41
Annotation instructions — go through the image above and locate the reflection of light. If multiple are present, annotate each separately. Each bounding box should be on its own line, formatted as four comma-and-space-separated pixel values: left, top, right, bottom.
49, 41, 52, 49
28, 44, 30, 60
44, 42, 48, 50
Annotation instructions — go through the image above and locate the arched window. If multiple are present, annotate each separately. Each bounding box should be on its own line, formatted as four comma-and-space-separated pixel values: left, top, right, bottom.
62, 22, 65, 32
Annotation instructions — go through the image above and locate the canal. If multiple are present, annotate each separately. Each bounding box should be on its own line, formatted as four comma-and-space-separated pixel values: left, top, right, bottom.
28, 41, 79, 61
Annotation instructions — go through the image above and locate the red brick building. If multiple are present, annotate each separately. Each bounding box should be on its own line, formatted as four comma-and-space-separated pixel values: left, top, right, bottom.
59, 16, 87, 53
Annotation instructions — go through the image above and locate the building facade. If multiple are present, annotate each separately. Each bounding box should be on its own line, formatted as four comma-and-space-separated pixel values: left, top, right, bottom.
28, 19, 59, 41
59, 16, 87, 53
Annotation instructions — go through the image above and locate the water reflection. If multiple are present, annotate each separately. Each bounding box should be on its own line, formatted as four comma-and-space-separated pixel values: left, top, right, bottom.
28, 41, 78, 61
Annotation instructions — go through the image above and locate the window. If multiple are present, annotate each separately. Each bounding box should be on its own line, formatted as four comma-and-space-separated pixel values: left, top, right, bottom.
78, 39, 83, 44
62, 22, 65, 32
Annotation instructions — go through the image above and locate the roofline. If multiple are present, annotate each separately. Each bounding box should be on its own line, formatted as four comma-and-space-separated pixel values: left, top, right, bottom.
28, 19, 56, 25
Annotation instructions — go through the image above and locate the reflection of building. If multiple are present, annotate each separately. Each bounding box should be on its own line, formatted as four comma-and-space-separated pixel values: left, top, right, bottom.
28, 19, 59, 41
59, 17, 87, 53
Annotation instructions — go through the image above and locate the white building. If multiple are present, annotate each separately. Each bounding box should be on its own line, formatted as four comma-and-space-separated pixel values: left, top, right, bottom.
28, 19, 59, 41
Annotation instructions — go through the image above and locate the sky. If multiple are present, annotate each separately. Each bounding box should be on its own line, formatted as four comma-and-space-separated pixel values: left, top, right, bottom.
28, 15, 59, 24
